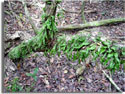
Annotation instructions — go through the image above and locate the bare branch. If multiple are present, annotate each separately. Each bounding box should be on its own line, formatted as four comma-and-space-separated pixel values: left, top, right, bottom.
21, 0, 38, 34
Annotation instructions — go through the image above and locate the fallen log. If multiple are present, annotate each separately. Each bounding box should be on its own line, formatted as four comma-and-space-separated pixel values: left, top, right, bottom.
8, 33, 47, 59
58, 18, 125, 31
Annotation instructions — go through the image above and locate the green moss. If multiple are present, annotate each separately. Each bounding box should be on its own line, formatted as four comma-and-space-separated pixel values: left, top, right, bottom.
9, 16, 57, 59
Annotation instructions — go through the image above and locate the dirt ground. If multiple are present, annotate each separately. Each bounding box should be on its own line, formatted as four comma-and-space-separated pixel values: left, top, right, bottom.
3, 0, 125, 92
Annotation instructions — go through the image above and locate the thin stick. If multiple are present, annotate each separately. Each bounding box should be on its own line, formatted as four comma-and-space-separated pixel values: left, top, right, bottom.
21, 0, 38, 34
8, 1, 23, 26
102, 70, 123, 92
81, 0, 86, 23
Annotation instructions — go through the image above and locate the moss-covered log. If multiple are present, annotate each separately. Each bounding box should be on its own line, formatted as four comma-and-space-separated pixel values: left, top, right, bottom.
58, 18, 125, 31
8, 0, 59, 60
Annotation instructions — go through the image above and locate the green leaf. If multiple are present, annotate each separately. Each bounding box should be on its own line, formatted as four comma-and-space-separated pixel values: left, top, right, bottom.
100, 53, 107, 63
73, 54, 77, 61
104, 59, 109, 66
114, 53, 120, 63
101, 11, 107, 15
7, 85, 11, 90
96, 36, 101, 41
74, 42, 90, 50
26, 73, 33, 77
115, 63, 120, 70
107, 53, 113, 58
78, 58, 81, 64
114, 52, 118, 58
33, 68, 39, 75
82, 42, 90, 46
102, 41, 110, 46
18, 86, 23, 91
19, 13, 23, 18
92, 51, 98, 61
89, 44, 96, 50
111, 46, 116, 51
107, 48, 112, 53
122, 52, 125, 56
13, 78, 19, 83
98, 45, 102, 52
58, 52, 61, 57
56, 0, 62, 3
80, 50, 86, 59
33, 76, 37, 81
12, 84, 17, 92
109, 60, 114, 69
100, 48, 106, 54
76, 51, 80, 58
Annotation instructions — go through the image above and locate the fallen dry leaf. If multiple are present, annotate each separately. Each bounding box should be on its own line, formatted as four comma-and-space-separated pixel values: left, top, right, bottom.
87, 78, 92, 83
76, 65, 86, 76
64, 70, 68, 74
68, 75, 74, 79
50, 58, 54, 63
43, 78, 49, 85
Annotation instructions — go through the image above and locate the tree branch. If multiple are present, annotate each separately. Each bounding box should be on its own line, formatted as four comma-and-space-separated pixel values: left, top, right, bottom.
58, 18, 125, 31
102, 70, 123, 92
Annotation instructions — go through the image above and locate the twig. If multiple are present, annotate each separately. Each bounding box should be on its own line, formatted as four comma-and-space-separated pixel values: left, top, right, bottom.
20, 0, 38, 34
61, 8, 96, 14
81, 0, 86, 23
62, 8, 80, 13
8, 1, 23, 28
84, 10, 97, 13
58, 4, 96, 14
102, 70, 123, 92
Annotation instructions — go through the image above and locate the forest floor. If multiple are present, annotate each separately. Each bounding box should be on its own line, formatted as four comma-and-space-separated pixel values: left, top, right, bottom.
4, 0, 125, 92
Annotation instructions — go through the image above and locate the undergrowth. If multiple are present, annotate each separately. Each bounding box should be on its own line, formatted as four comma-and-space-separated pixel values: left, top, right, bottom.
49, 34, 125, 72
8, 15, 57, 59
8, 0, 124, 72
7, 77, 23, 92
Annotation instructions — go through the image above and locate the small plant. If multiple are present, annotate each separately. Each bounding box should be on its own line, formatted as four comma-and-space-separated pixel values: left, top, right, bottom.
57, 9, 65, 20
7, 77, 23, 92
25, 82, 35, 92
49, 35, 124, 72
25, 68, 38, 92
26, 68, 39, 81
